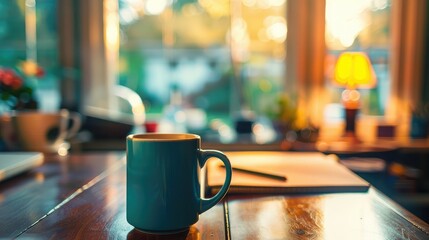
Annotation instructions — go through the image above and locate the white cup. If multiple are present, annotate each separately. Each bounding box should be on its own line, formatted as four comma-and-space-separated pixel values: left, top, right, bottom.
4, 109, 81, 153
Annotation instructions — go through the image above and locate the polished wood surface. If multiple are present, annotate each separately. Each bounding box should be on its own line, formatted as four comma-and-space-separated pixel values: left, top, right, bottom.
0, 152, 123, 238
1, 152, 429, 239
227, 192, 429, 240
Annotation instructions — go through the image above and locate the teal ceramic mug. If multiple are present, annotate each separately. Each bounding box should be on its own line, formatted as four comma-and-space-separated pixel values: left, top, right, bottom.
126, 133, 232, 233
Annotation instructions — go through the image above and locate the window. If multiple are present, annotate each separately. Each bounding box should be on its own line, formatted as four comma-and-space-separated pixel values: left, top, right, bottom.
2, 0, 425, 140
114, 0, 394, 136
117, 0, 287, 126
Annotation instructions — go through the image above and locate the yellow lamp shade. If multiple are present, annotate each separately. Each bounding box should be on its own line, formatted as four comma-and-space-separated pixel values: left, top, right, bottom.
333, 52, 377, 89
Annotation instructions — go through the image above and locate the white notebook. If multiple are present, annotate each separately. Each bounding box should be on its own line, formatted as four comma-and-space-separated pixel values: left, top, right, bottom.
0, 152, 44, 182
204, 151, 370, 195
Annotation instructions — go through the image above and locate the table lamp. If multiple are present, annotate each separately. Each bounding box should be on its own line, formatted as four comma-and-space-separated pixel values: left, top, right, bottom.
333, 52, 377, 142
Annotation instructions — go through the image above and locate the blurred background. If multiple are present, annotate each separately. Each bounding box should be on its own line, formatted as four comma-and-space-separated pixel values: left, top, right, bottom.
3, 0, 426, 145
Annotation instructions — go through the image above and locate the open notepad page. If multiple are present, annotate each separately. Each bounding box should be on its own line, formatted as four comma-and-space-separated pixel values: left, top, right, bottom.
0, 152, 44, 182
204, 151, 370, 195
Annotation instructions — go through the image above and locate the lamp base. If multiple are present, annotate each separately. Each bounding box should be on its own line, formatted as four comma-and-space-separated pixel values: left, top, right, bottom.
343, 107, 361, 143
342, 131, 361, 143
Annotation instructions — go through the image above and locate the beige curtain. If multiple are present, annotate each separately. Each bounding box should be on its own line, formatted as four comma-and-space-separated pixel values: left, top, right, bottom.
286, 0, 326, 128
79, 0, 119, 112
388, 0, 427, 136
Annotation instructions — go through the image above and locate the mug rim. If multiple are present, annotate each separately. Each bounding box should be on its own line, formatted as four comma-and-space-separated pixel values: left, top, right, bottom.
127, 133, 200, 142
7, 109, 69, 117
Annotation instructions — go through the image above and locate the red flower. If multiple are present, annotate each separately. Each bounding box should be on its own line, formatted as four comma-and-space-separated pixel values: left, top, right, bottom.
0, 69, 23, 90
35, 66, 44, 78
1, 63, 43, 110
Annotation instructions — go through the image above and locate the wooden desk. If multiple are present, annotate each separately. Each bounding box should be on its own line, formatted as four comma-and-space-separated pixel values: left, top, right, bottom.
1, 152, 429, 239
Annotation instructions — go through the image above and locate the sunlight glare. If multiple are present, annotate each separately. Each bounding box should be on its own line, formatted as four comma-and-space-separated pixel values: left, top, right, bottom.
145, 0, 170, 15
326, 0, 373, 48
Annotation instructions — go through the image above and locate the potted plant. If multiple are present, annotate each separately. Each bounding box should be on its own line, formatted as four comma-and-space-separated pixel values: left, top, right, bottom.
265, 94, 297, 138
0, 60, 44, 112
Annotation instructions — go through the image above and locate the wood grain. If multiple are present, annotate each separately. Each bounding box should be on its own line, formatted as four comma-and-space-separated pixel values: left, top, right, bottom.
0, 152, 123, 238
226, 190, 429, 240
17, 159, 226, 239
2, 152, 429, 239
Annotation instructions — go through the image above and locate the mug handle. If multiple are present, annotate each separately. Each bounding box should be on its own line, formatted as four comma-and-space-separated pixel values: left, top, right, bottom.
198, 149, 232, 214
65, 112, 82, 139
